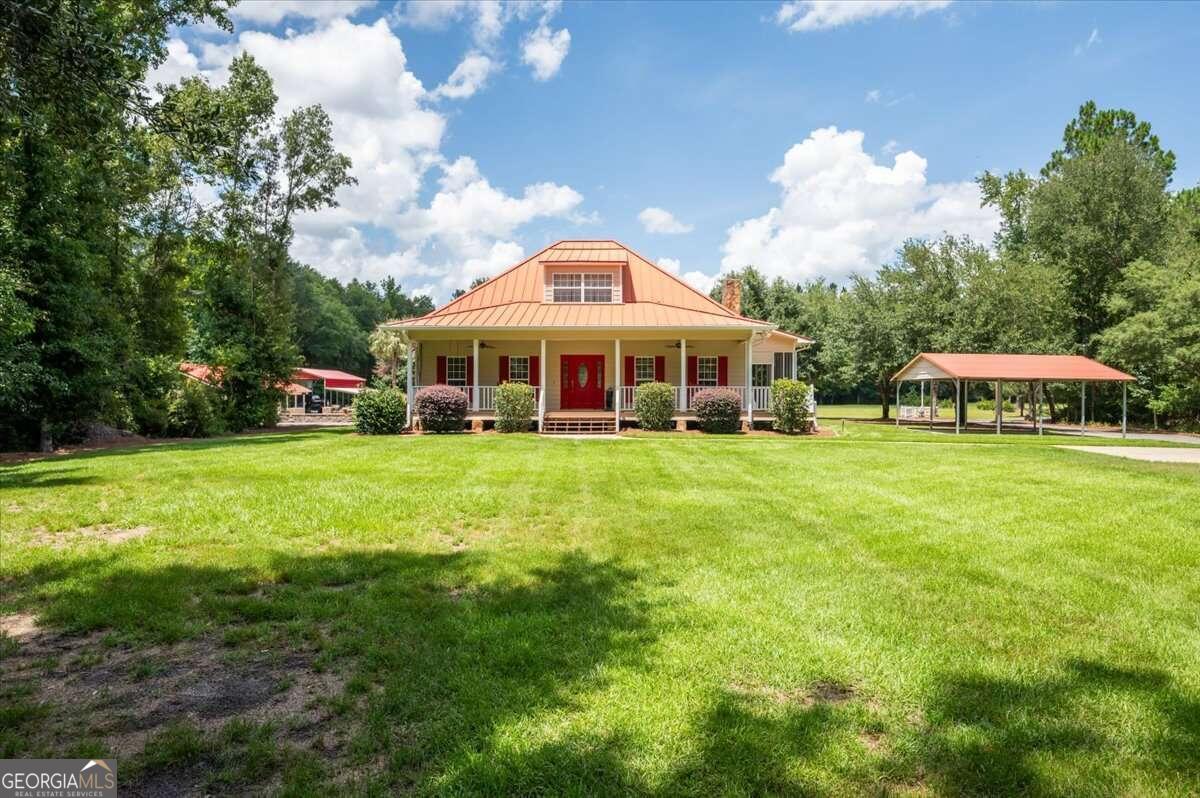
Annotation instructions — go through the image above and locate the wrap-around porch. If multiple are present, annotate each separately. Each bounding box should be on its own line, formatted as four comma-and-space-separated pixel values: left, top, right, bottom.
405, 333, 800, 430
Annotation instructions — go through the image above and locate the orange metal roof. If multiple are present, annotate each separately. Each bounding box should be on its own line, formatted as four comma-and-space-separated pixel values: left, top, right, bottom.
894, 353, 1134, 382
386, 240, 790, 333
294, 367, 365, 383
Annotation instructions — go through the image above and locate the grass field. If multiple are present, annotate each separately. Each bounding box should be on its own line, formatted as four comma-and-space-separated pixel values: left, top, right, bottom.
3, 426, 1200, 795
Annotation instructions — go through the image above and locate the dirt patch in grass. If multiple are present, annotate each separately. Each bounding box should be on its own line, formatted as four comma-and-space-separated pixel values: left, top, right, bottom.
729, 679, 858, 707
1, 611, 40, 641
28, 524, 152, 548
0, 622, 346, 762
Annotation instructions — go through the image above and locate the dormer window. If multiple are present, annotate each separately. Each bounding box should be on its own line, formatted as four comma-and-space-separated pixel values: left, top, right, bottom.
551, 272, 613, 303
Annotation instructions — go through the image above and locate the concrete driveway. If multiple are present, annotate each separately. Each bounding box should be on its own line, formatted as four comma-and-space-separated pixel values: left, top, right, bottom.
1059, 446, 1200, 464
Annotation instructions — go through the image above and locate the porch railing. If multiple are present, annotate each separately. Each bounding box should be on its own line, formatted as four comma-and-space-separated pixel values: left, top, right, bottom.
413, 385, 539, 412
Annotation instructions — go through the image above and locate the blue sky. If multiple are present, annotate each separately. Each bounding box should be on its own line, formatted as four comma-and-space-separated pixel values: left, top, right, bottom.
158, 1, 1200, 300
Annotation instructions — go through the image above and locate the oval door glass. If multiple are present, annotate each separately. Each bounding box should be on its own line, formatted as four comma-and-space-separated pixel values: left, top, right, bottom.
577, 363, 589, 388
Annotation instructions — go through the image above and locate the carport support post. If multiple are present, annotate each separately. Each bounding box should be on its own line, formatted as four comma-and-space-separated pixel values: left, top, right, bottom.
1080, 380, 1087, 436
995, 381, 1001, 434
405, 342, 414, 428
1122, 383, 1127, 438
954, 379, 960, 434
1037, 380, 1044, 435
895, 380, 901, 427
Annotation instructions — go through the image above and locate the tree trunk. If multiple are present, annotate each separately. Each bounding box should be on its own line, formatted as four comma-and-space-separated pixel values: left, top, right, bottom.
39, 418, 53, 453
878, 380, 890, 420
1046, 391, 1057, 424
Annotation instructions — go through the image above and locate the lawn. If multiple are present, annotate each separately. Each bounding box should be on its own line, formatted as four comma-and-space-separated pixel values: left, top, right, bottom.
2, 426, 1199, 796
818, 403, 998, 421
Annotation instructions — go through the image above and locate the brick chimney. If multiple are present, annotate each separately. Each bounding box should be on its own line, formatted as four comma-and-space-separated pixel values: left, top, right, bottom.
721, 277, 742, 315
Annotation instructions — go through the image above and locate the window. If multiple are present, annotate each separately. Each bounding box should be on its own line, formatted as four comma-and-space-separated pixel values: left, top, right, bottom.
552, 273, 582, 302
508, 355, 529, 383
752, 363, 772, 387
583, 273, 613, 303
634, 356, 655, 385
697, 356, 717, 387
552, 272, 613, 303
446, 356, 467, 386
773, 351, 795, 380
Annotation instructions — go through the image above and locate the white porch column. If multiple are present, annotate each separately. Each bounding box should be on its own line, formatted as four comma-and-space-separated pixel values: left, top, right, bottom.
405, 342, 414, 427
895, 381, 901, 427
1080, 381, 1087, 436
679, 338, 687, 410
538, 338, 547, 431
746, 336, 754, 426
471, 338, 480, 410
614, 338, 622, 429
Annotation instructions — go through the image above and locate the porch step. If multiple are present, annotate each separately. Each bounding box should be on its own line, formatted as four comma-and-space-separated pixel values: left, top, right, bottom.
540, 416, 617, 435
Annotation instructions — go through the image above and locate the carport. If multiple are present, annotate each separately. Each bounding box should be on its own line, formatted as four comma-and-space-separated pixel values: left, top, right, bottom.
891, 353, 1135, 437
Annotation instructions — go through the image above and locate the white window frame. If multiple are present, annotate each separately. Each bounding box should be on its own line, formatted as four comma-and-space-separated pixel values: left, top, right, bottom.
634, 356, 655, 385
583, 273, 613, 303
697, 356, 718, 387
508, 355, 530, 383
446, 355, 467, 387
552, 273, 583, 303
774, 351, 795, 380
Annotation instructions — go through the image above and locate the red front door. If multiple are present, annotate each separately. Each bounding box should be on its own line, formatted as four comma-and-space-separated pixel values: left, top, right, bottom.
560, 355, 605, 410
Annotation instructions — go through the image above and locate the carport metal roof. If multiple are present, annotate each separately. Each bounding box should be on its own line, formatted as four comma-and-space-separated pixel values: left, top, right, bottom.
892, 353, 1134, 383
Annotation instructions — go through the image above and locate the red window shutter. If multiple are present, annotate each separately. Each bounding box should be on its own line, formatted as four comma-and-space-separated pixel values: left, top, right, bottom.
436, 356, 447, 384
654, 355, 665, 382
466, 356, 474, 386
499, 355, 509, 383
687, 356, 698, 386
529, 355, 540, 386
624, 356, 635, 385
717, 356, 729, 386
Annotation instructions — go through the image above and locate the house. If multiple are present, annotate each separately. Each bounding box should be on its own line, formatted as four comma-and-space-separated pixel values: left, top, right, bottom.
382, 240, 813, 433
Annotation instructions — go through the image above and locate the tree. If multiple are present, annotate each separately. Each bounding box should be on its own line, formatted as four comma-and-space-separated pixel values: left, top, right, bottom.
1027, 138, 1168, 350
369, 328, 407, 388
1044, 100, 1176, 184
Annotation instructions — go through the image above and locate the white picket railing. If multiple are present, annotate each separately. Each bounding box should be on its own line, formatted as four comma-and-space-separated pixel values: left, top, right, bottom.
752, 386, 772, 411
413, 384, 540, 413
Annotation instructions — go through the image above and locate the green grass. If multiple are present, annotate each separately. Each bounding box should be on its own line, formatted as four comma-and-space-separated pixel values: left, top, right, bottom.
3, 426, 1200, 795
819, 403, 999, 421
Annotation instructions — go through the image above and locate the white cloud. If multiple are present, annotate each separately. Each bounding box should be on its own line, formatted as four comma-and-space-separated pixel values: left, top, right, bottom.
1074, 27, 1101, 56
864, 88, 881, 103
638, 207, 694, 235
657, 258, 717, 295
229, 1, 377, 25
149, 38, 200, 90
521, 23, 570, 80
434, 51, 499, 99
776, 0, 952, 32
151, 17, 587, 300
720, 126, 999, 284
881, 139, 900, 155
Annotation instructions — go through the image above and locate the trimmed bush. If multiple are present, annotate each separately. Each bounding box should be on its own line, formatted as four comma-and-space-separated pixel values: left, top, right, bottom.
770, 378, 812, 434
353, 387, 407, 434
495, 382, 536, 433
693, 388, 742, 433
414, 384, 468, 432
634, 381, 675, 431
165, 379, 225, 438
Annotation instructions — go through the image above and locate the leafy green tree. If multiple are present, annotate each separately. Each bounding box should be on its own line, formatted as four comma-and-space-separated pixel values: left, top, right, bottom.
1027, 138, 1168, 350
369, 328, 408, 388
1044, 100, 1176, 183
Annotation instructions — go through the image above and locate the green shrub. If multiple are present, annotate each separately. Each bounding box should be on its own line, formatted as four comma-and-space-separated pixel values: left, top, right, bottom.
634, 382, 675, 431
495, 382, 535, 432
165, 379, 225, 438
414, 384, 468, 432
976, 398, 1016, 412
771, 379, 812, 433
692, 388, 742, 433
353, 388, 407, 434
